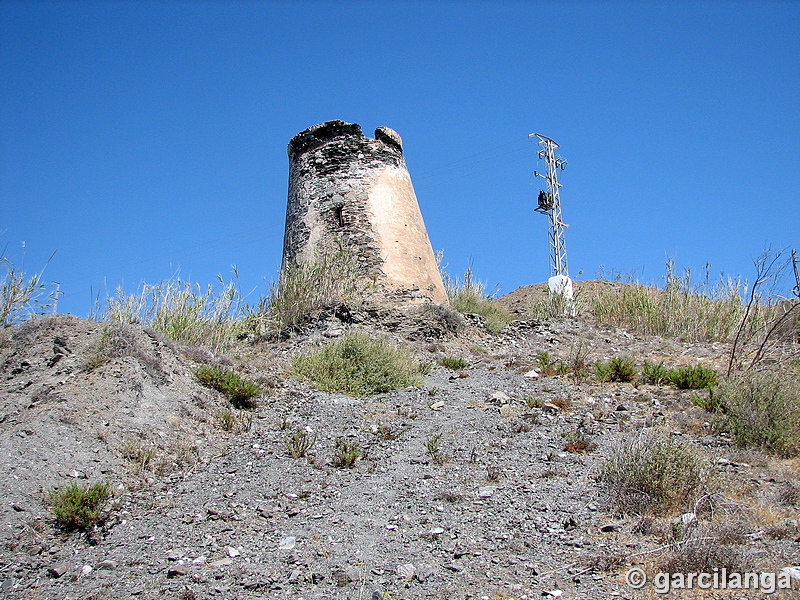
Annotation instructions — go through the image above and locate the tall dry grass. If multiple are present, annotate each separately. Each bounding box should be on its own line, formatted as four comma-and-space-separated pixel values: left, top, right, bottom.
442, 266, 512, 334
1, 248, 59, 325
589, 258, 789, 344
266, 241, 372, 331
92, 272, 245, 352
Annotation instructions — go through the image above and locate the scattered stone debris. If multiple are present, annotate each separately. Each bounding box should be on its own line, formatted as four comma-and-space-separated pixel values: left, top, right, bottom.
0, 302, 797, 599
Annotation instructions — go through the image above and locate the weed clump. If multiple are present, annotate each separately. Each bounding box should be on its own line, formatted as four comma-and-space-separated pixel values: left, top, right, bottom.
194, 366, 261, 408
47, 481, 111, 529
426, 434, 449, 464
595, 356, 637, 382
290, 332, 425, 398
332, 438, 361, 468
714, 370, 800, 457
214, 408, 254, 433
562, 429, 597, 454
597, 430, 713, 515
668, 364, 717, 389
641, 359, 671, 385
439, 356, 469, 370
94, 273, 245, 353
285, 428, 316, 458
0, 248, 59, 325
268, 242, 370, 331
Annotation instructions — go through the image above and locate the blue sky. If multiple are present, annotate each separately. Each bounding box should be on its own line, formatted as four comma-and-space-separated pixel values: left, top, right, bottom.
2, 0, 798, 317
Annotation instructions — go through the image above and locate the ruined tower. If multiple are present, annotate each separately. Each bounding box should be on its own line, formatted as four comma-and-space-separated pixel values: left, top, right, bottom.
283, 120, 448, 305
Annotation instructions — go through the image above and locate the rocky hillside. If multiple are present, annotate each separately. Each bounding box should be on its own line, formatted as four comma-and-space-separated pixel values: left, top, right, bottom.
1, 299, 798, 600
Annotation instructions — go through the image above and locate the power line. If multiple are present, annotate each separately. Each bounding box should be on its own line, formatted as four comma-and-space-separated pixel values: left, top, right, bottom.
417, 153, 533, 191
413, 134, 531, 178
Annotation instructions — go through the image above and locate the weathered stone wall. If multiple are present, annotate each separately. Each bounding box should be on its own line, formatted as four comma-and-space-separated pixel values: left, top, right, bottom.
283, 120, 448, 305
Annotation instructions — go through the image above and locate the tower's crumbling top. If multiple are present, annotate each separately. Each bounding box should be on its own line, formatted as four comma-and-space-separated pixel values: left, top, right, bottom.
288, 120, 403, 161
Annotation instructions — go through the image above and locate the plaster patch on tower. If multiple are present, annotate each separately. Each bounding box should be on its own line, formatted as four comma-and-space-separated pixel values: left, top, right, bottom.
283, 120, 447, 306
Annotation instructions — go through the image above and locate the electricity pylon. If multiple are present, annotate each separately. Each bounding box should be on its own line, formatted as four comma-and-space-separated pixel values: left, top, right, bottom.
530, 133, 574, 307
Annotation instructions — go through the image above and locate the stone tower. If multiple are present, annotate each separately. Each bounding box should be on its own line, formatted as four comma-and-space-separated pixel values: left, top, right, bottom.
283, 120, 448, 305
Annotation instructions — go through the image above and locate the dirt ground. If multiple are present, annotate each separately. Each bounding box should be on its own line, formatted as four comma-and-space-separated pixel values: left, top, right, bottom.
1, 294, 799, 600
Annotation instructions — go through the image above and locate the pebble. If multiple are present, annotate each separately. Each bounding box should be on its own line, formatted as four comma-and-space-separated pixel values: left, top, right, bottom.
415, 564, 435, 582
48, 563, 70, 578
209, 557, 233, 568
477, 486, 497, 498
279, 536, 296, 550
396, 563, 416, 579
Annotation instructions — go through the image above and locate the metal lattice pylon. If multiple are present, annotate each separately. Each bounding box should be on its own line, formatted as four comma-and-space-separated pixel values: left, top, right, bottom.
531, 133, 569, 278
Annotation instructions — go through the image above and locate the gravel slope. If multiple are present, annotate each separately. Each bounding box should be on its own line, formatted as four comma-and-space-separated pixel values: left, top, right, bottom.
1, 310, 798, 600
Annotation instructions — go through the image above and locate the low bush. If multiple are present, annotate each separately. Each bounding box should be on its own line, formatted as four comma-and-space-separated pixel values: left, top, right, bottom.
194, 366, 261, 408
48, 481, 111, 529
536, 351, 556, 375
595, 356, 637, 382
597, 430, 713, 515
290, 332, 425, 397
439, 356, 469, 370
641, 359, 671, 385
668, 364, 718, 389
0, 248, 59, 325
562, 429, 597, 454
588, 259, 748, 342
527, 287, 579, 320
715, 370, 800, 457
425, 433, 448, 464
214, 408, 254, 433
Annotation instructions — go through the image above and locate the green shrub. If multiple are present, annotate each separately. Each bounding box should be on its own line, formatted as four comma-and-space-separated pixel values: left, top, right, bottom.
595, 356, 637, 382
715, 370, 800, 457
526, 284, 580, 320
568, 339, 591, 382
524, 396, 545, 409
290, 332, 425, 398
667, 364, 717, 389
194, 365, 261, 408
439, 356, 469, 370
48, 481, 111, 529
597, 430, 713, 515
641, 359, 671, 385
536, 351, 556, 375
332, 438, 361, 468
690, 391, 725, 413
594, 361, 612, 382
425, 433, 448, 464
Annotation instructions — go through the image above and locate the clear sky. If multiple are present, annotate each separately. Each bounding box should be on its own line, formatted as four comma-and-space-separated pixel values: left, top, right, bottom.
2, 0, 798, 317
